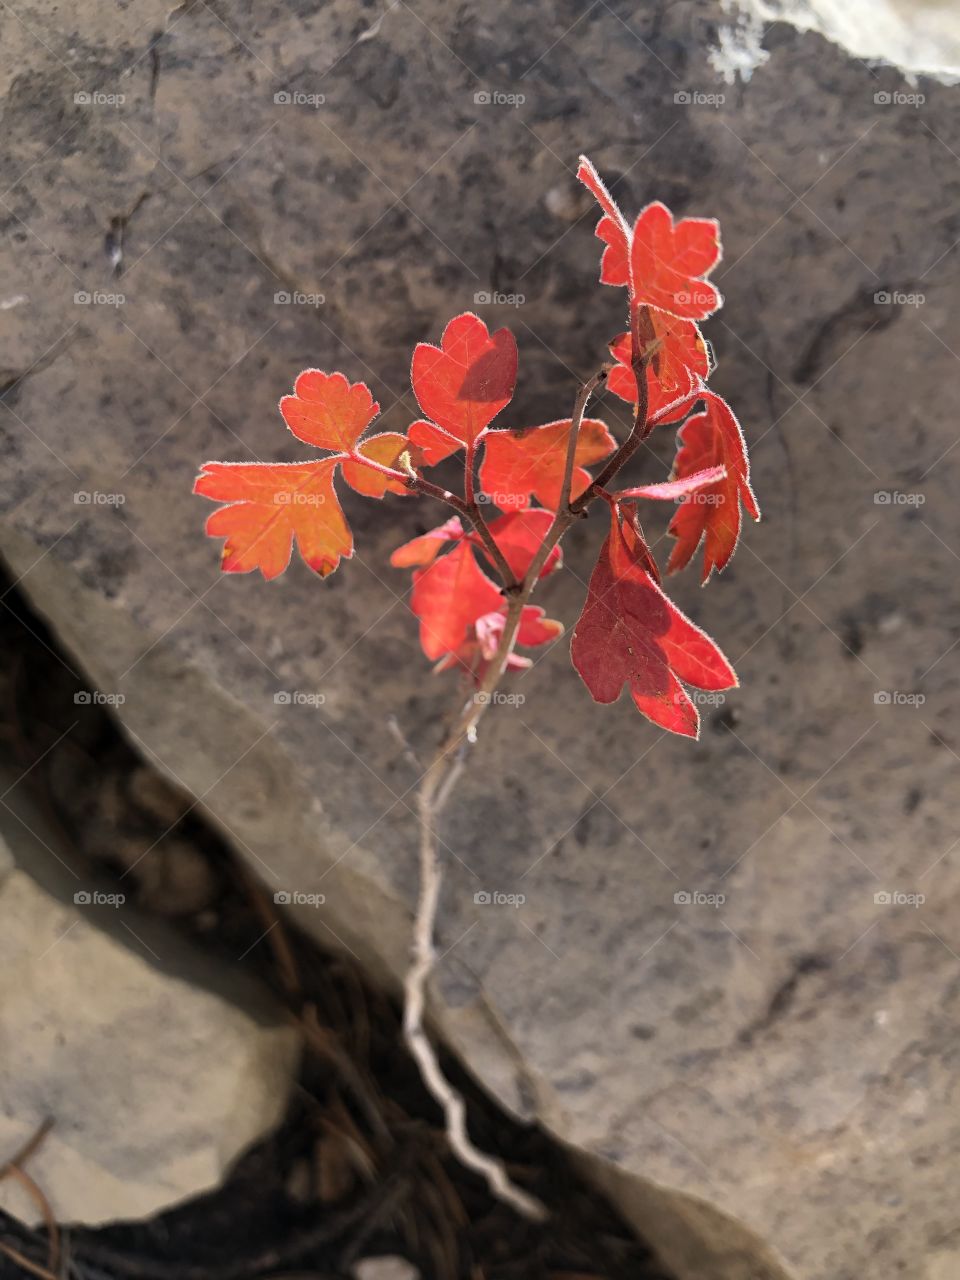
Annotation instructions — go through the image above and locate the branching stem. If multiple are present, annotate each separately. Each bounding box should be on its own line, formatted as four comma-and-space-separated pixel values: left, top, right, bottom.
401, 311, 659, 1223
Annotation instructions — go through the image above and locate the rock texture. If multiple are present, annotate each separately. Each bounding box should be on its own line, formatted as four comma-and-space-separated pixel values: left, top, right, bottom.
0, 821, 299, 1226
2, 2, 959, 1277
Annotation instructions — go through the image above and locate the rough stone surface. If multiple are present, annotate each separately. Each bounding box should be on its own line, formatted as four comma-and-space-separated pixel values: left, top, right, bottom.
0, 825, 300, 1226
2, 2, 959, 1277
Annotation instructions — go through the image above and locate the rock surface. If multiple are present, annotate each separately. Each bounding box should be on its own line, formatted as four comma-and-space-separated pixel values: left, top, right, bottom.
2, 2, 959, 1276
0, 824, 299, 1226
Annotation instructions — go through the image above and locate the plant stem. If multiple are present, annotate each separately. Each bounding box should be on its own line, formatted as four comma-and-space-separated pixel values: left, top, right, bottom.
401, 317, 658, 1222
349, 450, 518, 588
403, 592, 546, 1222
557, 365, 610, 515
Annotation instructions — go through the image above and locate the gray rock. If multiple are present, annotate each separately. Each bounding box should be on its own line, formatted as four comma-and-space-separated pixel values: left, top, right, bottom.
2, 2, 959, 1276
0, 854, 300, 1225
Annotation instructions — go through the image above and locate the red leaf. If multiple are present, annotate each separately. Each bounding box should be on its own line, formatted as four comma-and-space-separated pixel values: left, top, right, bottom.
616, 465, 726, 502
411, 313, 518, 447
667, 394, 760, 583
279, 370, 379, 452
407, 419, 462, 467
391, 509, 561, 580
577, 155, 630, 287
479, 418, 616, 512
410, 542, 503, 661
476, 605, 563, 659
571, 505, 737, 738
390, 516, 464, 568
630, 203, 722, 320
341, 432, 410, 497
195, 459, 351, 581
607, 323, 706, 421
485, 508, 562, 579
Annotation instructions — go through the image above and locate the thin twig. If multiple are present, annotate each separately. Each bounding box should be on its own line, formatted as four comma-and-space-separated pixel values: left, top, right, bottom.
0, 1241, 58, 1280
400, 319, 665, 1222
558, 365, 610, 514
0, 1118, 54, 1179
403, 594, 546, 1222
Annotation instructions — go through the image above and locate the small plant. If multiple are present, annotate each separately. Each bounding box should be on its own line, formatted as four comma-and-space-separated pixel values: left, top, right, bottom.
195, 155, 759, 1216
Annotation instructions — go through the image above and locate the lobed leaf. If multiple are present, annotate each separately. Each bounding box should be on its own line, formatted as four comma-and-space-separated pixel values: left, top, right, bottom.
667, 394, 760, 583
411, 313, 518, 448
571, 504, 737, 738
195, 459, 350, 580
478, 417, 616, 512
279, 370, 379, 452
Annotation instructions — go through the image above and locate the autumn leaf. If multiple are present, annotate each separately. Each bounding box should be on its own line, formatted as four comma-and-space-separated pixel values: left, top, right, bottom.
390, 516, 465, 568
410, 542, 504, 661
195, 459, 350, 580
630, 202, 722, 320
479, 418, 616, 512
616, 465, 727, 502
279, 370, 379, 452
476, 605, 563, 659
409, 540, 562, 673
578, 158, 722, 321
484, 508, 562, 580
411, 313, 518, 448
407, 419, 462, 467
571, 503, 737, 737
391, 509, 561, 580
667, 393, 760, 583
607, 327, 705, 422
341, 432, 410, 497
577, 155, 630, 287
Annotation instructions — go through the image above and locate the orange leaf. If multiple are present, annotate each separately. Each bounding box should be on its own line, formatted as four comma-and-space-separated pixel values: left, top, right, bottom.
479, 418, 616, 512
341, 432, 410, 497
195, 459, 351, 580
279, 370, 379, 452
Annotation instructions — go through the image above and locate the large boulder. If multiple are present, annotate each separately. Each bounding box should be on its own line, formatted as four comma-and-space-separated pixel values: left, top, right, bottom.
2, 1, 958, 1275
